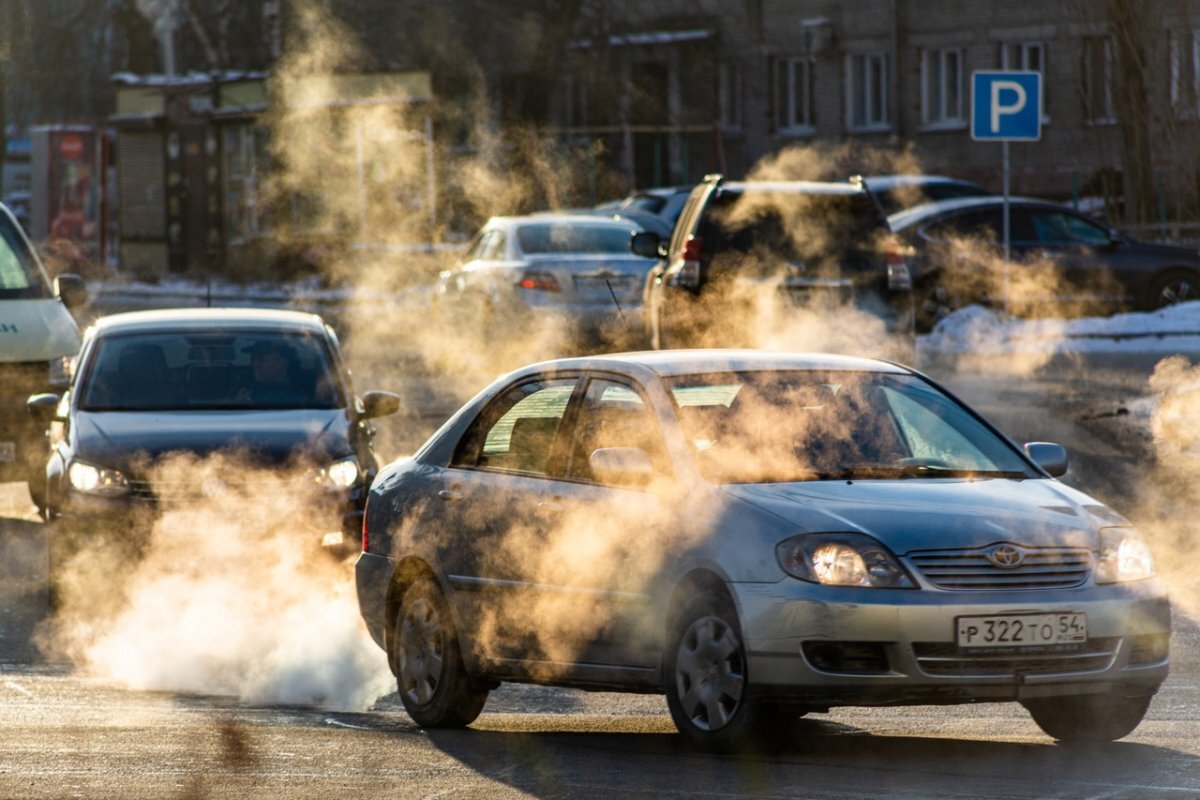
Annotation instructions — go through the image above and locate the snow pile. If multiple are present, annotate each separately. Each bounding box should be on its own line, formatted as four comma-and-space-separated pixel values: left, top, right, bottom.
919, 303, 1200, 357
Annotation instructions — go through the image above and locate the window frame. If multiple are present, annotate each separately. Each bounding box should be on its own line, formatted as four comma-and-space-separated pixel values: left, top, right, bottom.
1081, 35, 1117, 125
920, 47, 966, 130
845, 50, 891, 133
775, 55, 816, 135
718, 60, 744, 132
1169, 29, 1200, 119
1000, 41, 1049, 122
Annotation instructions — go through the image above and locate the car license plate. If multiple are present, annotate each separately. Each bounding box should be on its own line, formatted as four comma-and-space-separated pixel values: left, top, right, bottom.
956, 613, 1086, 651
0, 441, 14, 463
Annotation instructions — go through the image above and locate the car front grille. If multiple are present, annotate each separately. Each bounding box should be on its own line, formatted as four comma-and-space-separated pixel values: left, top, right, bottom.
908, 546, 1091, 590
127, 477, 262, 504
911, 638, 1119, 677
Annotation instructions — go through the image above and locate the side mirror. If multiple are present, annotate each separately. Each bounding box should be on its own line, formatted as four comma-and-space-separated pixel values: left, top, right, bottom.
589, 446, 654, 488
54, 274, 88, 309
27, 393, 61, 424
1025, 442, 1068, 477
360, 390, 401, 420
630, 231, 663, 259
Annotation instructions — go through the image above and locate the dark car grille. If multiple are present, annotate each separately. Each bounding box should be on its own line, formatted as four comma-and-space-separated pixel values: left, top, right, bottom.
912, 638, 1118, 677
909, 546, 1091, 590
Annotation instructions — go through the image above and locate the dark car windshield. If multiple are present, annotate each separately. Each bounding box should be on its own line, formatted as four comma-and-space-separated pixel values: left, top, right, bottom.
698, 189, 886, 275
667, 370, 1034, 484
78, 330, 344, 411
516, 222, 635, 255
0, 213, 51, 299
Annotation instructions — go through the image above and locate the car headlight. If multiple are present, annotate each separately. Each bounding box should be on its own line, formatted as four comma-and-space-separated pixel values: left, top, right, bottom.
311, 456, 360, 489
776, 533, 916, 588
1096, 527, 1156, 583
68, 460, 129, 496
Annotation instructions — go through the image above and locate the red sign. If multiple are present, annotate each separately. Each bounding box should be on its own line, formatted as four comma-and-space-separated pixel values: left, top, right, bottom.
59, 134, 85, 161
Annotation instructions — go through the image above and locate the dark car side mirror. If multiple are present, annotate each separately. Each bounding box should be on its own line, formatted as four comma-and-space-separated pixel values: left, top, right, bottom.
1025, 442, 1068, 477
631, 231, 664, 259
360, 390, 401, 420
54, 274, 88, 310
26, 393, 61, 424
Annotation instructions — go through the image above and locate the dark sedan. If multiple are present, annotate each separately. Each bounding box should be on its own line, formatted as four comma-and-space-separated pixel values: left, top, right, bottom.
27, 308, 399, 561
889, 196, 1200, 330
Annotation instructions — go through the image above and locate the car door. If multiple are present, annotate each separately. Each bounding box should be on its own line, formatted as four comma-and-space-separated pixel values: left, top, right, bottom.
432, 374, 581, 665
1022, 206, 1128, 308
531, 374, 675, 669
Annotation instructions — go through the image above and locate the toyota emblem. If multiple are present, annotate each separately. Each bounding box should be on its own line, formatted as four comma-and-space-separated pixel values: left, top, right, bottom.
987, 544, 1025, 569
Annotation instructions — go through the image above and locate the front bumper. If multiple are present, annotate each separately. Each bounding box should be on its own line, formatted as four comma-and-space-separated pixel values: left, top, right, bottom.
734, 580, 1170, 706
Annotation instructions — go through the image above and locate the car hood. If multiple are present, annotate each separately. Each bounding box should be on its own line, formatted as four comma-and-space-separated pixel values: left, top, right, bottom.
723, 478, 1109, 553
73, 408, 352, 472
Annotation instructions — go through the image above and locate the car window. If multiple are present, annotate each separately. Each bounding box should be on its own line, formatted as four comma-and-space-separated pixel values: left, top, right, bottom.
515, 222, 635, 255
453, 378, 577, 475
666, 370, 1033, 484
564, 378, 670, 484
482, 230, 506, 260
1029, 210, 1111, 247
78, 330, 344, 411
922, 208, 1001, 241
463, 231, 488, 261
0, 215, 50, 299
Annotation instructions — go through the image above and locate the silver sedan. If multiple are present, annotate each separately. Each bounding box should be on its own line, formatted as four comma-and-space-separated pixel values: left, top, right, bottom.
356, 350, 1170, 751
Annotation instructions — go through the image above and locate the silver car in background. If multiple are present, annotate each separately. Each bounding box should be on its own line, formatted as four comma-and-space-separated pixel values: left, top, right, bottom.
435, 213, 657, 346
356, 350, 1170, 751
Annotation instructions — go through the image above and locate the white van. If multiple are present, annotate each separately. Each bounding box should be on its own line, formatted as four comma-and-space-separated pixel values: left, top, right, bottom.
0, 201, 85, 509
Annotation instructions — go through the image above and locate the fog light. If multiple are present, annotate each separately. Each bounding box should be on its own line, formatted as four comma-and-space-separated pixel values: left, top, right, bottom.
321, 531, 345, 548
1128, 633, 1169, 665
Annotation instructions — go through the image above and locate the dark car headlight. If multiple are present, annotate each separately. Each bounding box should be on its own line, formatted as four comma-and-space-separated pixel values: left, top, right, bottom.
309, 456, 361, 490
776, 533, 916, 588
68, 460, 130, 497
1096, 527, 1156, 584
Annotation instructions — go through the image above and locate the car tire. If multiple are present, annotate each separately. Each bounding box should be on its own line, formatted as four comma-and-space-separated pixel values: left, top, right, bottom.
664, 591, 764, 752
391, 577, 488, 728
1146, 269, 1200, 310
1022, 693, 1150, 743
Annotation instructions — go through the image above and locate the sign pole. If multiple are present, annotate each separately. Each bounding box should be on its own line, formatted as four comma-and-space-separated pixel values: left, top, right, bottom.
1002, 139, 1010, 316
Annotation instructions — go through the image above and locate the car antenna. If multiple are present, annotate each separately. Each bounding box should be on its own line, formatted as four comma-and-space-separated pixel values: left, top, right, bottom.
605, 279, 628, 329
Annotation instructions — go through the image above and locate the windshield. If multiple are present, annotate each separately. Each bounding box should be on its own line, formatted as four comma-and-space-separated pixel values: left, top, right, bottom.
0, 212, 51, 299
78, 330, 344, 412
667, 371, 1035, 484
516, 222, 635, 255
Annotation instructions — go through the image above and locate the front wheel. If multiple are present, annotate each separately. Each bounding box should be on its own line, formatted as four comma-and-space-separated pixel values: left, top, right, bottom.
664, 592, 763, 752
1147, 269, 1200, 310
390, 577, 488, 728
1022, 694, 1151, 743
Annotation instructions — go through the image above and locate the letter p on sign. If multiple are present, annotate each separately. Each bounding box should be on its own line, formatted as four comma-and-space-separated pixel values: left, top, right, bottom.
972, 71, 1041, 141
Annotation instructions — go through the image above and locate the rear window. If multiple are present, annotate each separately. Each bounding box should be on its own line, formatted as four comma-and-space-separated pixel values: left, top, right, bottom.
697, 189, 886, 269
516, 222, 635, 255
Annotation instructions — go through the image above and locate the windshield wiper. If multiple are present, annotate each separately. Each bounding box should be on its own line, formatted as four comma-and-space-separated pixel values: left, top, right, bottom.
806, 465, 1029, 480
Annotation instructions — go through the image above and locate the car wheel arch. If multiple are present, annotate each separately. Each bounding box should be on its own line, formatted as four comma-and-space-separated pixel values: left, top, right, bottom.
384, 558, 442, 656
664, 569, 734, 642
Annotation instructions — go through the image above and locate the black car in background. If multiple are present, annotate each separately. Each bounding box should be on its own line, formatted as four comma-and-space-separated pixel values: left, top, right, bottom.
631, 174, 914, 350
889, 196, 1200, 330
27, 308, 400, 559
860, 174, 992, 217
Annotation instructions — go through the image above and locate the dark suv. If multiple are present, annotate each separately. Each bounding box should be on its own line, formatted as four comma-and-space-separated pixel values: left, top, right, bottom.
631, 174, 914, 350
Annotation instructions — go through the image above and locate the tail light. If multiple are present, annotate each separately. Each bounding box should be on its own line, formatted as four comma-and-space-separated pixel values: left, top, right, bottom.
516, 270, 561, 291
666, 236, 702, 288
883, 235, 914, 292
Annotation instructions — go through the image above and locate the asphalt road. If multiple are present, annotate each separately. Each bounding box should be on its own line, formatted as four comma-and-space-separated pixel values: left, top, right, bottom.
2, 357, 1199, 799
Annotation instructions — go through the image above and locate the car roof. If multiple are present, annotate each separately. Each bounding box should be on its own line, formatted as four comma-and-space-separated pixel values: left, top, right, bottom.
515, 349, 910, 379
861, 174, 985, 190
91, 307, 330, 336
718, 180, 866, 196
888, 195, 1060, 230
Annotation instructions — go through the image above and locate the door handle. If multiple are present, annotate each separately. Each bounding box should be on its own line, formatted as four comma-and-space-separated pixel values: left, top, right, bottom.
438, 489, 463, 502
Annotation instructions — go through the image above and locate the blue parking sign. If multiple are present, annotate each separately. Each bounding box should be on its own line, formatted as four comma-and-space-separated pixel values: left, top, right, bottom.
972, 72, 1041, 141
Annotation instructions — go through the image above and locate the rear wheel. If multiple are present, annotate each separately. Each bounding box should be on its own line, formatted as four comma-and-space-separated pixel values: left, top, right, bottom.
1022, 694, 1151, 743
391, 577, 487, 728
1147, 269, 1200, 310
664, 591, 764, 752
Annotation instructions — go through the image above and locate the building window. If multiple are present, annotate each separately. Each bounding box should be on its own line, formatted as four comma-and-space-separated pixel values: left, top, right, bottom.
1001, 41, 1048, 121
563, 74, 589, 130
718, 61, 744, 131
846, 51, 890, 132
920, 47, 965, 128
222, 123, 266, 243
1169, 30, 1200, 118
1081, 36, 1116, 125
775, 56, 815, 133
